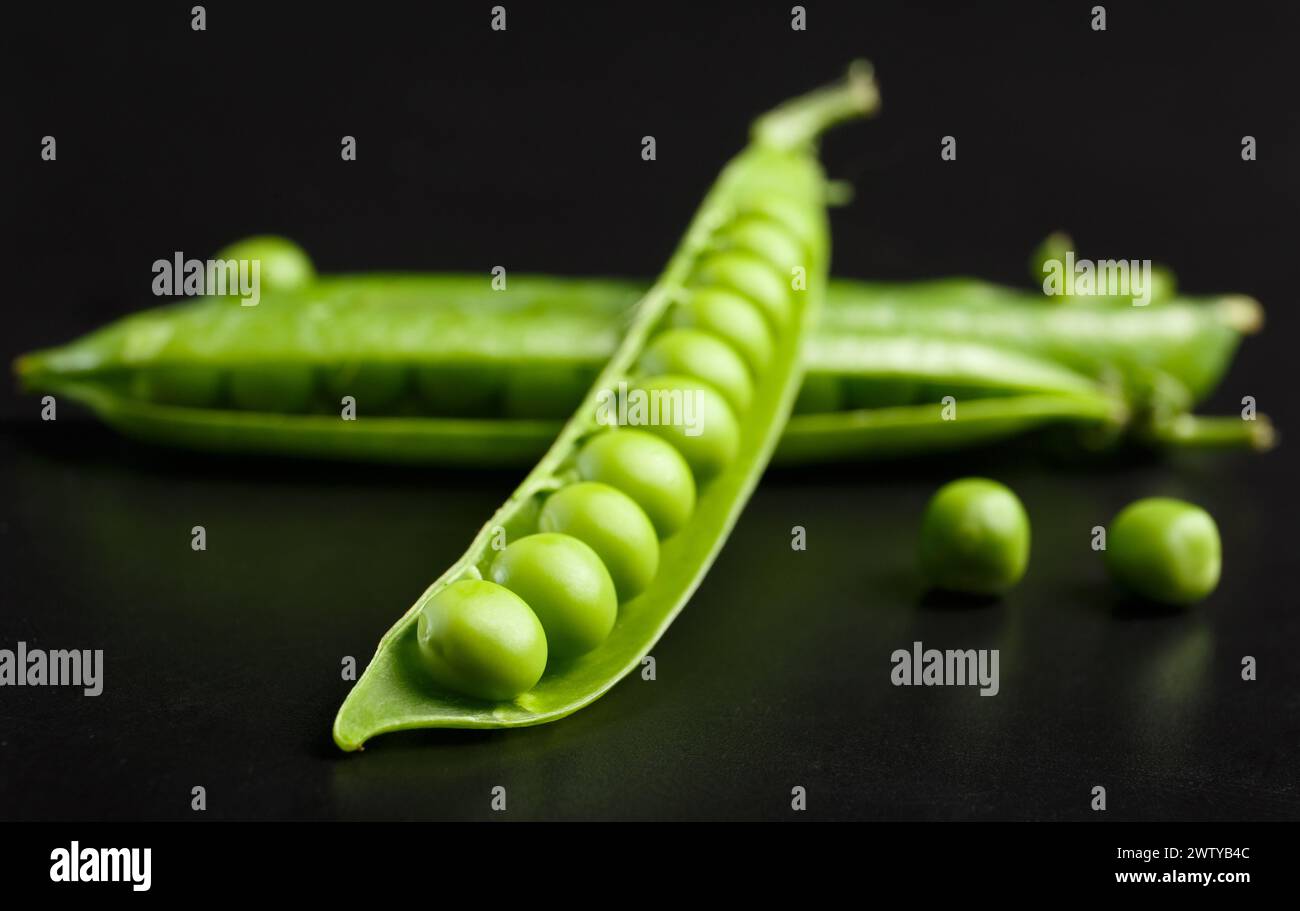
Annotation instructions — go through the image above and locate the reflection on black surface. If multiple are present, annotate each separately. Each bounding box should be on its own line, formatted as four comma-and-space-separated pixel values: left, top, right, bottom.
0, 423, 1292, 820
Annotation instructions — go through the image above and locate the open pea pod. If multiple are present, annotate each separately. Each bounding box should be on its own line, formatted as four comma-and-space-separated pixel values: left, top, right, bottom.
330, 64, 878, 745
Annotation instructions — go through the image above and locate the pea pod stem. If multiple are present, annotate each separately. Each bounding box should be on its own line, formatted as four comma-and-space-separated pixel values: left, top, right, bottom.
1145, 413, 1276, 451
752, 60, 879, 151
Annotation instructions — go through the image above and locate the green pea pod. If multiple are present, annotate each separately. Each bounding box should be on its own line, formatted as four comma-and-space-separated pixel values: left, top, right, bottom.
327, 64, 878, 744
16, 276, 1263, 464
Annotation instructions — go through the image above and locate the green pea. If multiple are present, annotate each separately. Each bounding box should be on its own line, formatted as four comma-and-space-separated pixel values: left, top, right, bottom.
414, 365, 502, 416
490, 533, 617, 659
1105, 498, 1221, 605
919, 478, 1030, 595
670, 288, 773, 375
691, 250, 792, 329
212, 235, 316, 295
502, 365, 593, 418
322, 363, 408, 413
738, 196, 818, 249
712, 215, 805, 275
576, 429, 696, 537
130, 364, 224, 408
539, 482, 659, 601
415, 579, 547, 701
227, 365, 316, 412
631, 374, 740, 480
638, 328, 753, 414
792, 373, 843, 414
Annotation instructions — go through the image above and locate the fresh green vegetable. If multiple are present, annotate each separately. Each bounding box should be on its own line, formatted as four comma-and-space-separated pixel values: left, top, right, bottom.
575, 429, 696, 537
1105, 498, 1222, 605
489, 534, 617, 659
919, 478, 1031, 595
415, 580, 548, 701
17, 261, 1270, 467
322, 63, 877, 744
537, 481, 661, 601
213, 234, 317, 295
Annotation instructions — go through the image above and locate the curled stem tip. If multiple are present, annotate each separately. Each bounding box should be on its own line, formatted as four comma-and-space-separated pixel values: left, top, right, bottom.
752, 59, 880, 151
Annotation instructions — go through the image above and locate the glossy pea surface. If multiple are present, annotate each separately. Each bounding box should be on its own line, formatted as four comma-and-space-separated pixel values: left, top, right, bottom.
576, 429, 696, 537
632, 374, 740, 480
1106, 497, 1221, 605
212, 235, 316, 294
691, 250, 792, 329
713, 215, 805, 275
671, 288, 773, 374
639, 328, 753, 414
415, 579, 548, 701
538, 482, 659, 601
490, 533, 617, 658
919, 478, 1030, 595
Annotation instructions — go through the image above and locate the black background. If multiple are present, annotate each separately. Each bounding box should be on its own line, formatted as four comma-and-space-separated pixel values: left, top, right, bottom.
2, 2, 1298, 821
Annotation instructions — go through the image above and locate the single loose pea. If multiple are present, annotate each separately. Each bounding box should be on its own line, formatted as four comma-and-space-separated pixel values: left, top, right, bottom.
632, 374, 740, 480
712, 215, 805, 276
691, 250, 792, 329
415, 579, 547, 701
414, 365, 502, 416
1105, 497, 1221, 606
502, 365, 593, 418
919, 478, 1030, 595
672, 288, 774, 374
322, 363, 408, 413
227, 364, 316, 412
130, 364, 224, 407
212, 235, 315, 295
638, 328, 753, 414
490, 533, 617, 659
539, 482, 659, 601
792, 373, 843, 414
576, 429, 696, 537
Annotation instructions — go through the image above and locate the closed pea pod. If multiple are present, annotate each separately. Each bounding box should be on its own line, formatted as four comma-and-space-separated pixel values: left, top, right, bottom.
638, 328, 754, 414
19, 269, 1269, 467
322, 363, 409, 413
227, 364, 317, 413
130, 364, 225, 408
575, 429, 696, 537
502, 364, 594, 418
414, 364, 502, 416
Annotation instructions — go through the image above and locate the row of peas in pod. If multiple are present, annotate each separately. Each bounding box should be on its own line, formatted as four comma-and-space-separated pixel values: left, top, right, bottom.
416, 203, 808, 700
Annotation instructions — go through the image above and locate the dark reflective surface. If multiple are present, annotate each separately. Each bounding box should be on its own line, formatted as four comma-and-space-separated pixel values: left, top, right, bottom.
2, 422, 1293, 820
